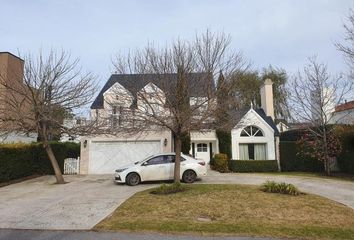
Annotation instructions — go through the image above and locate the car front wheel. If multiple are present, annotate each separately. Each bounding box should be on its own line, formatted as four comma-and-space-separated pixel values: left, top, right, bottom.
126, 173, 140, 186
182, 170, 196, 183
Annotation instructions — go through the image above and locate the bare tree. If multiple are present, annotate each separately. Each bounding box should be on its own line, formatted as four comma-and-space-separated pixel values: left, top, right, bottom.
0, 50, 96, 184
287, 57, 352, 175
104, 30, 247, 183
336, 8, 354, 79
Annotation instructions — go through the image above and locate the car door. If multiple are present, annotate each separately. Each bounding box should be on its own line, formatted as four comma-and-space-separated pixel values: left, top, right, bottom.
140, 155, 168, 181
165, 155, 188, 180
164, 155, 175, 180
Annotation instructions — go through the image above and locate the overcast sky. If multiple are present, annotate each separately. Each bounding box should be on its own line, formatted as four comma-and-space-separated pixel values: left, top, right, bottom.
1, 0, 353, 85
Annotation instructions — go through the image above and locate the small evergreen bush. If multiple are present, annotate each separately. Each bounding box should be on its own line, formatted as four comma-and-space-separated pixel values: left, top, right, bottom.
260, 181, 300, 196
214, 153, 229, 173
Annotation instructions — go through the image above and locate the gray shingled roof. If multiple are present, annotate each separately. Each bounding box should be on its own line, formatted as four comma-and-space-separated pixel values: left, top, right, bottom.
254, 108, 280, 136
91, 73, 214, 109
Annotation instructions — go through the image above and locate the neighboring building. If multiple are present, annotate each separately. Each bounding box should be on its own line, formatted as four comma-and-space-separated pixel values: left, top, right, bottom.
275, 119, 289, 133
60, 118, 89, 143
0, 52, 24, 122
311, 87, 336, 122
0, 52, 37, 143
80, 74, 279, 174
332, 100, 354, 124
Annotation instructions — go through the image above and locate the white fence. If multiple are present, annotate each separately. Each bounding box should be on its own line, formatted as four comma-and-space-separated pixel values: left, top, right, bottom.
64, 157, 80, 175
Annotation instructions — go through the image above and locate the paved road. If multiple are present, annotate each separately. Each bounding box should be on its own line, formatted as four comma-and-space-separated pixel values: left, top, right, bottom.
0, 229, 280, 240
203, 171, 354, 209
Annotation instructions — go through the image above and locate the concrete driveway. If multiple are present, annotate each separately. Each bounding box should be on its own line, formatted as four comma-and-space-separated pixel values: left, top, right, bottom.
0, 175, 155, 230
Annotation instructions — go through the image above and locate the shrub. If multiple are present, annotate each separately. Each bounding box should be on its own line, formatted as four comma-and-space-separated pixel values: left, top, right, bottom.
280, 141, 324, 172
216, 130, 232, 159
150, 182, 188, 195
336, 125, 354, 174
210, 156, 215, 167
214, 153, 229, 173
280, 129, 308, 141
229, 160, 278, 172
181, 133, 191, 155
260, 181, 300, 196
0, 142, 80, 183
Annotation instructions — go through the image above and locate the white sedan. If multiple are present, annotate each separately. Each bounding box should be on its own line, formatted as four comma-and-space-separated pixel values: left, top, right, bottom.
114, 153, 207, 186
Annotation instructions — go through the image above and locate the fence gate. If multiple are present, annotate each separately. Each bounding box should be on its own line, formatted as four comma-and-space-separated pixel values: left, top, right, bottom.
64, 157, 80, 175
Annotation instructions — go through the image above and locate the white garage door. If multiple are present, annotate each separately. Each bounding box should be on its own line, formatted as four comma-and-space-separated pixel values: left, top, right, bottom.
89, 141, 161, 174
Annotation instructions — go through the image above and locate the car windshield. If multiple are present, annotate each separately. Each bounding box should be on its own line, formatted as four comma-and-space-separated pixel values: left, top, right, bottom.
134, 155, 154, 165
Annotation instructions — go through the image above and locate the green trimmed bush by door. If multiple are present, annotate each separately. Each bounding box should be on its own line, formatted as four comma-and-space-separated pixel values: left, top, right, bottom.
229, 160, 278, 172
213, 153, 229, 173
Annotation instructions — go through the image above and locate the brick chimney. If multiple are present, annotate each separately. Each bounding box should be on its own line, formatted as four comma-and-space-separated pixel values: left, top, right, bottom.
260, 78, 275, 119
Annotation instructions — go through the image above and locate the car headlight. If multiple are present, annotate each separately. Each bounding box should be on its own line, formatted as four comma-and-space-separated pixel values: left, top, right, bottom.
115, 168, 128, 173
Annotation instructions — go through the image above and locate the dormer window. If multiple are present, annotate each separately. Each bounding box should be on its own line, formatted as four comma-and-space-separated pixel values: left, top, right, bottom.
111, 106, 124, 128
240, 126, 263, 137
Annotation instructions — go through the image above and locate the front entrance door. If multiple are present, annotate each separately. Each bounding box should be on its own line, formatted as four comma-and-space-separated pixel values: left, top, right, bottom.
194, 142, 210, 163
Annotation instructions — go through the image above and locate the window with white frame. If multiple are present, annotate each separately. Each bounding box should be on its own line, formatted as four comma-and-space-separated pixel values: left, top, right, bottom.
197, 143, 208, 152
239, 143, 267, 160
239, 126, 266, 160
240, 126, 263, 137
111, 106, 124, 127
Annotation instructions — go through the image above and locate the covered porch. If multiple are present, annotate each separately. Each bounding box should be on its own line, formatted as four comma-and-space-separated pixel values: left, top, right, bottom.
189, 130, 219, 165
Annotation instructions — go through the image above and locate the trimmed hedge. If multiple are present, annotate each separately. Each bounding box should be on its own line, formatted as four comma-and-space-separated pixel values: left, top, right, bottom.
337, 126, 354, 174
0, 142, 80, 183
229, 160, 278, 172
280, 129, 308, 142
280, 141, 324, 172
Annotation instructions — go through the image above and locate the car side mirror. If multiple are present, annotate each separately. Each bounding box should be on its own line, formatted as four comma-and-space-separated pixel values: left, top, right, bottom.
141, 162, 147, 166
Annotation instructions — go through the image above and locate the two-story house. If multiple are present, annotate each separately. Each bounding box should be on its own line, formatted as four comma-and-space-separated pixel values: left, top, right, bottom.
80, 73, 219, 174
80, 74, 280, 174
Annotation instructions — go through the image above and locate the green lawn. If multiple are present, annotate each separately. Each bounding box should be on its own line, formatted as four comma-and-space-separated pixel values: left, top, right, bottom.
95, 184, 354, 240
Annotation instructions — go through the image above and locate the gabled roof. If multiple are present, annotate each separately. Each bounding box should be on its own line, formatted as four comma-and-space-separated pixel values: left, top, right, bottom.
91, 73, 214, 109
335, 100, 354, 112
254, 108, 280, 136
230, 107, 279, 136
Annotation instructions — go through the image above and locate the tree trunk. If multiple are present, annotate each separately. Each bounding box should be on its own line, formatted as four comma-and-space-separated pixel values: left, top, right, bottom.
323, 128, 331, 176
43, 141, 66, 184
40, 123, 65, 184
174, 134, 182, 183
